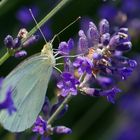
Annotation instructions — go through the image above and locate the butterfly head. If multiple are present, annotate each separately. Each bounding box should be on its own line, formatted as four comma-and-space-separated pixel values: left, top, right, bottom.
41, 42, 53, 56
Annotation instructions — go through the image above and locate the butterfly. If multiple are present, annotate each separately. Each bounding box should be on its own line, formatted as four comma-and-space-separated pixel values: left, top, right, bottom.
0, 8, 81, 132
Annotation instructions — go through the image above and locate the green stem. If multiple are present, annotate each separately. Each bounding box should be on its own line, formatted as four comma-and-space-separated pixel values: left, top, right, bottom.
0, 51, 10, 65
0, 0, 71, 65
47, 94, 72, 125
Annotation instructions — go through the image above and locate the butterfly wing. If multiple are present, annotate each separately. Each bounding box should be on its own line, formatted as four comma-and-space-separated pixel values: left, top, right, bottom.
0, 54, 53, 132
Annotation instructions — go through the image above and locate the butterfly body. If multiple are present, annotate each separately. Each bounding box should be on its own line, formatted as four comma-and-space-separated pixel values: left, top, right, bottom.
0, 42, 55, 132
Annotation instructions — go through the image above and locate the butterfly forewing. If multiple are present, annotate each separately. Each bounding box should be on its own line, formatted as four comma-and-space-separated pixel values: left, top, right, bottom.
0, 54, 53, 132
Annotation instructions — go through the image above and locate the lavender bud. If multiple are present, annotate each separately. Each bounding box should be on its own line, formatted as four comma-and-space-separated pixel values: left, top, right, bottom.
101, 33, 110, 46
119, 28, 128, 34
13, 37, 21, 48
109, 34, 120, 50
78, 30, 86, 38
14, 50, 27, 58
58, 42, 69, 55
53, 126, 72, 134
87, 24, 99, 45
89, 21, 97, 29
81, 87, 101, 96
116, 38, 132, 52
17, 28, 28, 39
99, 19, 109, 35
78, 37, 88, 53
4, 35, 14, 48
23, 35, 39, 48
109, 34, 132, 51
116, 40, 132, 51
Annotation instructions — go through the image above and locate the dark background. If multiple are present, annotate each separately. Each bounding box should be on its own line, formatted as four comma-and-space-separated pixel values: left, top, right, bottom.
0, 0, 140, 140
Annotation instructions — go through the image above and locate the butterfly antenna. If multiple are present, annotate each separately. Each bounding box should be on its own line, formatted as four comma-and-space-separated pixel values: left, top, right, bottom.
29, 8, 47, 44
51, 16, 81, 43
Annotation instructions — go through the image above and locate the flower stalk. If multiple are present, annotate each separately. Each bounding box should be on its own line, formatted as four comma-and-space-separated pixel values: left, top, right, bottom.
0, 51, 10, 65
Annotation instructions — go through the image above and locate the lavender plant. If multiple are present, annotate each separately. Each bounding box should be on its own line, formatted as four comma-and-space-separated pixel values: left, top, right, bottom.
30, 18, 136, 138
0, 0, 137, 140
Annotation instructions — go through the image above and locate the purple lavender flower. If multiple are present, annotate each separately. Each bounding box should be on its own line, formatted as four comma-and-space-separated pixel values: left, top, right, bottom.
32, 116, 47, 135
4, 35, 21, 49
58, 38, 74, 73
73, 56, 93, 75
4, 35, 14, 48
23, 35, 39, 48
53, 126, 72, 134
13, 37, 22, 48
109, 33, 132, 52
81, 86, 121, 103
57, 72, 79, 97
0, 78, 16, 115
58, 38, 74, 55
14, 50, 27, 58
101, 87, 121, 104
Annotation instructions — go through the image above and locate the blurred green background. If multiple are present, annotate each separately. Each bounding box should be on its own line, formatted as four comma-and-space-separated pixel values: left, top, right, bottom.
0, 0, 140, 140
